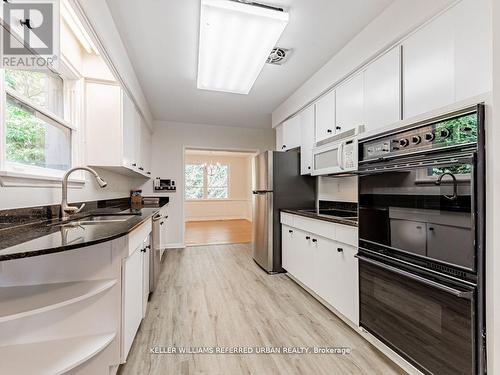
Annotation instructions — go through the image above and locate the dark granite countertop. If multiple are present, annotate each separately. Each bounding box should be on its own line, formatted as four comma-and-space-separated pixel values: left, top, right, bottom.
0, 203, 166, 262
281, 208, 358, 227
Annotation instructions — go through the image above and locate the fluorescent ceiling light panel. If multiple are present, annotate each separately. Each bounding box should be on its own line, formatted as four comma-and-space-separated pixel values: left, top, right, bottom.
198, 0, 289, 94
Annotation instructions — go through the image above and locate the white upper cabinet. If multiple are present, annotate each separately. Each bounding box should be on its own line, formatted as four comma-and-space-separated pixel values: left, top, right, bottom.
275, 123, 284, 151
403, 0, 491, 119
364, 47, 401, 132
300, 105, 315, 175
335, 72, 364, 134
277, 116, 301, 151
85, 80, 151, 178
451, 0, 492, 101
403, 11, 455, 119
315, 90, 336, 142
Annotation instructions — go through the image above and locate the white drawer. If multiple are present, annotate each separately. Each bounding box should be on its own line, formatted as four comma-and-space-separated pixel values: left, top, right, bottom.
292, 215, 336, 241
128, 219, 152, 256
280, 212, 295, 226
335, 224, 358, 247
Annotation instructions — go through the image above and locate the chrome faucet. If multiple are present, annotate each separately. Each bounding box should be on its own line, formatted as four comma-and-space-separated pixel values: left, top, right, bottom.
61, 167, 108, 220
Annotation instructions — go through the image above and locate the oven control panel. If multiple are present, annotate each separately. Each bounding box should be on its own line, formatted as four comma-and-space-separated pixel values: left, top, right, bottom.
360, 111, 478, 161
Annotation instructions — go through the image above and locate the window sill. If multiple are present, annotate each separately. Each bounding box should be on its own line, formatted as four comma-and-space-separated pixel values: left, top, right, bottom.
0, 170, 85, 188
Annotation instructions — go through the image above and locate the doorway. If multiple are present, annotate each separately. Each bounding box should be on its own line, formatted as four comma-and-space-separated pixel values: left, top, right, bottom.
183, 148, 257, 246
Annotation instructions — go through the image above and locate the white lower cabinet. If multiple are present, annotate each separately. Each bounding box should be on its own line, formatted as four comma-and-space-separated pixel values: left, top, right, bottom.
122, 246, 143, 361
281, 214, 359, 325
122, 227, 152, 361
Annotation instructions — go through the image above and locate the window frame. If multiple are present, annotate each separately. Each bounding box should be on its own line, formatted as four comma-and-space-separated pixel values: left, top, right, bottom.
0, 63, 84, 186
185, 163, 230, 201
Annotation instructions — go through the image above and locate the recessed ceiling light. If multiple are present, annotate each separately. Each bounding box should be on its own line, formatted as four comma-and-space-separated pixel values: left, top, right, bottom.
197, 0, 289, 95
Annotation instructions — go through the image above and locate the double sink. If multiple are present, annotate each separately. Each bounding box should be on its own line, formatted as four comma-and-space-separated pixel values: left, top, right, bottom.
50, 213, 138, 228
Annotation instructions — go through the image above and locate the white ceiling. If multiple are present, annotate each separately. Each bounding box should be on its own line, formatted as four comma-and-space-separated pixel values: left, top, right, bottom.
106, 0, 394, 129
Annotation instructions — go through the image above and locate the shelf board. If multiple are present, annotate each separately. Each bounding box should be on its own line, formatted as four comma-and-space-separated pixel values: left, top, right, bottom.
0, 279, 118, 323
0, 333, 116, 375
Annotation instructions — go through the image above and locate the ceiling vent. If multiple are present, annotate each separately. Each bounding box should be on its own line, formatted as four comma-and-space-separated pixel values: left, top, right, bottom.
266, 47, 291, 65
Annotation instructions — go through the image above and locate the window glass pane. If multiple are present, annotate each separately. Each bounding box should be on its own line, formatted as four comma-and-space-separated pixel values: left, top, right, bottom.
185, 164, 204, 187
207, 187, 228, 199
6, 95, 71, 171
207, 164, 228, 188
5, 69, 64, 117
185, 187, 204, 200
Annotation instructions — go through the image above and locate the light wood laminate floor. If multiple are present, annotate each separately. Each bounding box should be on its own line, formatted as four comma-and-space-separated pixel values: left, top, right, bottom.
185, 220, 252, 246
119, 244, 404, 375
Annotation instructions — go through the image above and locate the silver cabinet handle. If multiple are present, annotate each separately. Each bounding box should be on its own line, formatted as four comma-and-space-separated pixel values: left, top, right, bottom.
355, 254, 474, 300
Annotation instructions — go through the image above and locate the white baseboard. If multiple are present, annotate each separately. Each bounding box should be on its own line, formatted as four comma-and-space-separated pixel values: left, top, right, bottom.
162, 243, 185, 249
185, 216, 250, 222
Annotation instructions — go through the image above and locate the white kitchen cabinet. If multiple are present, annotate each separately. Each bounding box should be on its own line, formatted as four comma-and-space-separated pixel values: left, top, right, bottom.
451, 0, 492, 102
281, 213, 359, 325
403, 11, 455, 119
332, 242, 359, 324
85, 80, 151, 178
403, 0, 491, 120
335, 72, 364, 134
363, 47, 401, 132
300, 105, 315, 174
142, 238, 150, 317
275, 124, 284, 151
315, 90, 336, 142
282, 225, 297, 275
283, 116, 301, 151
122, 245, 143, 360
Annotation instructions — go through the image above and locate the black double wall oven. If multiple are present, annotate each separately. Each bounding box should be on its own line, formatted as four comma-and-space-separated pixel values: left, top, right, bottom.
357, 105, 486, 375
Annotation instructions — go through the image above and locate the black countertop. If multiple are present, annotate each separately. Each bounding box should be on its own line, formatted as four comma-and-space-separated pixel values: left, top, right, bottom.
0, 204, 166, 262
281, 208, 358, 227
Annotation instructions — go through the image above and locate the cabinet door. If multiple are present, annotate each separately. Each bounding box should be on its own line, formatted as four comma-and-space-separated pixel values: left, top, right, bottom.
140, 121, 152, 175
364, 47, 401, 132
142, 238, 150, 317
403, 11, 454, 119
300, 106, 315, 175
315, 90, 335, 142
122, 247, 143, 360
122, 91, 137, 168
312, 236, 337, 303
85, 82, 122, 166
295, 232, 314, 289
336, 73, 364, 133
283, 116, 301, 151
282, 225, 296, 274
452, 0, 492, 101
334, 243, 359, 324
275, 124, 284, 151
133, 111, 142, 170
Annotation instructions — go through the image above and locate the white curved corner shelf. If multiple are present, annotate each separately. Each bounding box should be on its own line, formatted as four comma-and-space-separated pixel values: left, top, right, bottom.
0, 332, 116, 375
0, 279, 118, 323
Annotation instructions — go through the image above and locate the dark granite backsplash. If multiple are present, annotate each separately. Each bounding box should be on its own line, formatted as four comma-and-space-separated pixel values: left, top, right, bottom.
0, 197, 130, 231
318, 200, 358, 212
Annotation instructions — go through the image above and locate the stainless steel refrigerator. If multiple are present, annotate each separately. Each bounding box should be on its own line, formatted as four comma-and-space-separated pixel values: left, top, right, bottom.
252, 150, 316, 273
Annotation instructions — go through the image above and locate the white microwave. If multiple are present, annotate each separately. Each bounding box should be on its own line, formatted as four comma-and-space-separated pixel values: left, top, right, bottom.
311, 137, 358, 176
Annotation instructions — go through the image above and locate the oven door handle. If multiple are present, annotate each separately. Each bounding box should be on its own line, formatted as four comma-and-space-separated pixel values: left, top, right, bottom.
355, 254, 474, 300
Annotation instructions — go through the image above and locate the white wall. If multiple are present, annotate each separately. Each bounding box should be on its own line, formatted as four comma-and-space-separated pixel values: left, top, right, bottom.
318, 176, 357, 203
0, 168, 142, 210
184, 153, 253, 222
272, 0, 454, 126
488, 0, 500, 372
141, 121, 275, 247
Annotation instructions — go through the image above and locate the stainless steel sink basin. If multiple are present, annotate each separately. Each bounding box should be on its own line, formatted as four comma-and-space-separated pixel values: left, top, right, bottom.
50, 214, 136, 227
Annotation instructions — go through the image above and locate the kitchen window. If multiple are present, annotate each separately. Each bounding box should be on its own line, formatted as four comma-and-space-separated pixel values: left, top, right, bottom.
1, 68, 78, 181
185, 163, 229, 200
